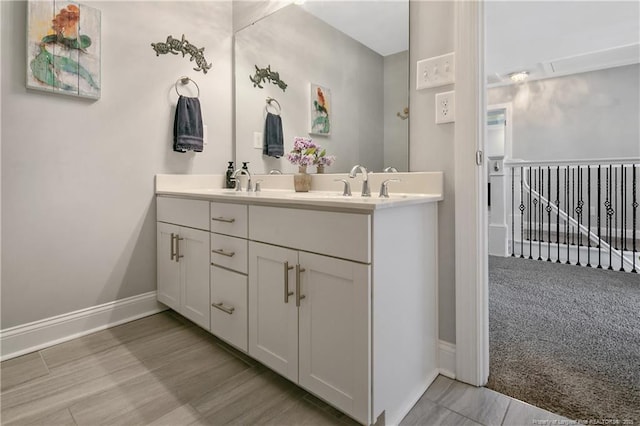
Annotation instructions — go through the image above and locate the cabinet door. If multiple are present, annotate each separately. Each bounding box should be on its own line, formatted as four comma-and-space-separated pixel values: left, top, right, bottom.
298, 252, 370, 424
248, 241, 299, 382
178, 227, 211, 330
157, 222, 180, 311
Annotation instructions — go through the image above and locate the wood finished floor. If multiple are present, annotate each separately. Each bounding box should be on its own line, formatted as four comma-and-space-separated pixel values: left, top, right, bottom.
1, 312, 566, 426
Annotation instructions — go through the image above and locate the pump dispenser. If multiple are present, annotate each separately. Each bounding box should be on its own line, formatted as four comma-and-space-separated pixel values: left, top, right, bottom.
225, 161, 235, 188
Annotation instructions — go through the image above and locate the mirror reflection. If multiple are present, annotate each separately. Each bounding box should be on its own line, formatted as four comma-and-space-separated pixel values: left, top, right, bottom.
234, 1, 409, 174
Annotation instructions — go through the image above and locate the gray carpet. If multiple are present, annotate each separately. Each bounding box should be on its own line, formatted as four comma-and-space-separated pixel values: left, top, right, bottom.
487, 256, 640, 423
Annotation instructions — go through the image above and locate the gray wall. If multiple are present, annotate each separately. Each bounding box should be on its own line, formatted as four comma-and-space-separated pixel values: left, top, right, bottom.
488, 64, 640, 161
1, 0, 458, 347
384, 50, 409, 171
409, 1, 456, 344
234, 4, 384, 174
1, 1, 233, 328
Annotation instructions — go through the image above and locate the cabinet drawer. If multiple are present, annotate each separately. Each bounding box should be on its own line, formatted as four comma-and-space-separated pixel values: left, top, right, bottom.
211, 266, 248, 352
210, 234, 248, 274
157, 197, 209, 231
210, 202, 248, 238
249, 206, 371, 263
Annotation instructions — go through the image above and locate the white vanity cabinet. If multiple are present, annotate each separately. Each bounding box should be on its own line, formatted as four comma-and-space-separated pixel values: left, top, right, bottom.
156, 198, 210, 330
156, 190, 440, 426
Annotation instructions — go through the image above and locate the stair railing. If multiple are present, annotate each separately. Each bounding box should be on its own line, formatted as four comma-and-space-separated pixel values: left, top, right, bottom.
504, 158, 639, 273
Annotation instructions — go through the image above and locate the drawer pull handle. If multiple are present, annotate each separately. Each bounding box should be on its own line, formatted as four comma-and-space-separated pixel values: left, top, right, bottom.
212, 302, 235, 315
283, 261, 294, 303
295, 264, 306, 307
170, 233, 176, 260
175, 236, 184, 263
212, 217, 235, 223
212, 248, 235, 258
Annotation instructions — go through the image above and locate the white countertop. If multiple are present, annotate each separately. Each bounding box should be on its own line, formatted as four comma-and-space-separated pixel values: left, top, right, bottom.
155, 172, 444, 212
156, 187, 442, 212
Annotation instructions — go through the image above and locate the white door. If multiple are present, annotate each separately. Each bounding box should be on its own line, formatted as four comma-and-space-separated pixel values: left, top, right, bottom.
157, 222, 180, 311
298, 252, 370, 424
248, 241, 299, 382
179, 227, 211, 330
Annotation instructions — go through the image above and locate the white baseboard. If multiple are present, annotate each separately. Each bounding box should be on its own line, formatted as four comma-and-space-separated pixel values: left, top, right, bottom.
438, 340, 456, 379
0, 291, 167, 361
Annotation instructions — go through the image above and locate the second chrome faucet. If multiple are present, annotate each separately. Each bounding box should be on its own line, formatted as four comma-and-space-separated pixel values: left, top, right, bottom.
348, 164, 370, 197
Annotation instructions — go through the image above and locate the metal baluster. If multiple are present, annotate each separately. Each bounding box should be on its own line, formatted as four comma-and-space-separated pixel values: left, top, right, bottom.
619, 164, 625, 272
547, 167, 551, 261
520, 167, 525, 259
566, 166, 570, 264
597, 165, 602, 269
607, 165, 613, 270
511, 167, 515, 257
611, 167, 618, 250
556, 166, 561, 263
575, 166, 582, 266
632, 164, 637, 273
620, 164, 625, 272
587, 165, 592, 268
532, 168, 537, 243
529, 167, 533, 259
571, 167, 575, 246
538, 167, 542, 260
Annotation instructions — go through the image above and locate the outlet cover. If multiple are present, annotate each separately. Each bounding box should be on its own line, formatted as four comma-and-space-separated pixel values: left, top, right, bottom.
416, 52, 455, 90
435, 90, 455, 124
253, 132, 263, 149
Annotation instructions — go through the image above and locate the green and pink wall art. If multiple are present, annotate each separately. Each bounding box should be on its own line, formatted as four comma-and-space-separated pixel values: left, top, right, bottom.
27, 1, 101, 99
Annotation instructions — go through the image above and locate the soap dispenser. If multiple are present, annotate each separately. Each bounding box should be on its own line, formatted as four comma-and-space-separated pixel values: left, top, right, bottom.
225, 161, 235, 189
242, 162, 250, 173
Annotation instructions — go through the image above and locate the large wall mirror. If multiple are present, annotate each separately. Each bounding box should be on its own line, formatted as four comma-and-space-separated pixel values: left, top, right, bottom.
234, 1, 409, 174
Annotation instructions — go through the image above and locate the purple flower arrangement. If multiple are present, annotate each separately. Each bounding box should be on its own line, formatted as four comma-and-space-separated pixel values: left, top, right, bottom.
287, 136, 336, 168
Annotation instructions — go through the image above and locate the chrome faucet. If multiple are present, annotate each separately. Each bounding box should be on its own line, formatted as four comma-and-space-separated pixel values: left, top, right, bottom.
383, 166, 398, 173
268, 169, 282, 175
348, 164, 370, 197
231, 168, 252, 192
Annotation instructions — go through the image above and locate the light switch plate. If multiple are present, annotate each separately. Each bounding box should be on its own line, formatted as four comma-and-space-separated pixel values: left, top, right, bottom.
416, 52, 455, 90
253, 132, 263, 149
435, 90, 455, 124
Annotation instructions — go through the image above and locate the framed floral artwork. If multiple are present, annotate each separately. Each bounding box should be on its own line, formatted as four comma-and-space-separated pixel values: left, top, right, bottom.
309, 83, 331, 135
27, 1, 101, 99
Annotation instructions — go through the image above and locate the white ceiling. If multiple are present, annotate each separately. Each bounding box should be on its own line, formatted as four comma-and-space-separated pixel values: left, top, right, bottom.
301, 1, 408, 57
486, 1, 640, 83
296, 1, 639, 79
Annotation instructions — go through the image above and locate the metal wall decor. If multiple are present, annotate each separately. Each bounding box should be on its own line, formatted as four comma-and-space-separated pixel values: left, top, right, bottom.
151, 34, 212, 74
250, 65, 287, 92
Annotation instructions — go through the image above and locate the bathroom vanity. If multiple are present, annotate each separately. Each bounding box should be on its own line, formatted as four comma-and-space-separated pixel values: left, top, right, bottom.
155, 173, 443, 425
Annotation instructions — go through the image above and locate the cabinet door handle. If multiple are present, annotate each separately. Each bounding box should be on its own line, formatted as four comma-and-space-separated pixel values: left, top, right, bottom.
211, 217, 235, 223
283, 261, 294, 303
211, 248, 235, 258
170, 233, 176, 260
295, 264, 306, 307
212, 302, 235, 315
175, 236, 184, 263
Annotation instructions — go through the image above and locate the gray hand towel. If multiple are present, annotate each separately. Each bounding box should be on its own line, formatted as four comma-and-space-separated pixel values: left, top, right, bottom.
263, 112, 284, 158
174, 95, 203, 153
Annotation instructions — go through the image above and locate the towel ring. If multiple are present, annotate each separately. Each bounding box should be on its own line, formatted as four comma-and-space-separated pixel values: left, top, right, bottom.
175, 76, 200, 98
265, 97, 281, 115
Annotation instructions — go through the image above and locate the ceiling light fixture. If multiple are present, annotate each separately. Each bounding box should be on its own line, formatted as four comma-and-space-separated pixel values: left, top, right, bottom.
509, 71, 529, 83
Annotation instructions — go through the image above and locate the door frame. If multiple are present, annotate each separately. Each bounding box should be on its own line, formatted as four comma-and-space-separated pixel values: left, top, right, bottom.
454, 0, 489, 387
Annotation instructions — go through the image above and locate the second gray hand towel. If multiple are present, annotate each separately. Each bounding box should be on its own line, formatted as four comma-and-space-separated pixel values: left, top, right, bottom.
263, 112, 284, 158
